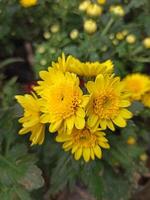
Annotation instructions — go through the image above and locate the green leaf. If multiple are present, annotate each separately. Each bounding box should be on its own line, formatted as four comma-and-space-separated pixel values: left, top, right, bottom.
18, 165, 44, 191
129, 101, 144, 116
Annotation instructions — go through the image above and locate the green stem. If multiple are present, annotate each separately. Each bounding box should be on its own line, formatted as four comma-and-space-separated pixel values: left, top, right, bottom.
131, 57, 150, 63
101, 18, 114, 36
131, 46, 144, 56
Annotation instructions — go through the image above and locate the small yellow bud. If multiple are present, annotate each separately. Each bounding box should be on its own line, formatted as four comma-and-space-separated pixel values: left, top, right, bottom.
140, 153, 148, 161
37, 46, 45, 54
122, 30, 128, 36
101, 45, 108, 52
143, 37, 150, 49
86, 3, 102, 17
126, 136, 136, 145
43, 32, 51, 39
112, 39, 119, 45
116, 32, 124, 40
109, 33, 115, 40
97, 0, 106, 5
50, 24, 60, 33
70, 29, 79, 40
126, 34, 136, 44
79, 0, 91, 11
84, 19, 97, 34
110, 5, 125, 17
40, 59, 47, 66
20, 0, 37, 8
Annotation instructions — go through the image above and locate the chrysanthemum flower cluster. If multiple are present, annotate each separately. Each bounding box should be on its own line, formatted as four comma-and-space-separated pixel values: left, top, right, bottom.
16, 54, 133, 162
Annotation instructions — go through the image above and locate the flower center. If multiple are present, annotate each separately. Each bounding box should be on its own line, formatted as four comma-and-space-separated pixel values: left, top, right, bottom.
73, 128, 97, 148
93, 90, 119, 119
49, 83, 81, 119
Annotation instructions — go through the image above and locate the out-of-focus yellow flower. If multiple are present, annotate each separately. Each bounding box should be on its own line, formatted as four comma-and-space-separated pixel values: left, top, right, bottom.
112, 39, 119, 45
43, 32, 51, 39
86, 74, 132, 131
40, 59, 47, 66
50, 24, 60, 33
79, 0, 91, 11
86, 3, 102, 17
127, 136, 136, 145
126, 34, 136, 44
116, 32, 124, 40
97, 0, 106, 5
142, 92, 150, 108
110, 5, 125, 17
143, 37, 150, 49
56, 126, 110, 162
19, 0, 37, 7
109, 33, 115, 40
37, 46, 45, 54
38, 71, 87, 135
122, 73, 150, 101
140, 153, 148, 162
70, 29, 79, 40
122, 30, 128, 36
84, 19, 97, 34
15, 94, 45, 145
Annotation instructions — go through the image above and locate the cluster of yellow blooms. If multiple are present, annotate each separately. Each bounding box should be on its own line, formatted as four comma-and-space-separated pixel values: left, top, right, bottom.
16, 54, 134, 162
19, 0, 37, 8
79, 1, 125, 34
122, 73, 150, 107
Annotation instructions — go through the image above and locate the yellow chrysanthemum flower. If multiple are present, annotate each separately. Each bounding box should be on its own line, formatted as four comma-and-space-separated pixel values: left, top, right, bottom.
122, 74, 150, 101
110, 5, 125, 17
141, 92, 150, 108
52, 53, 113, 77
56, 126, 110, 162
126, 136, 136, 145
39, 71, 88, 135
97, 0, 106, 5
84, 19, 97, 34
143, 37, 150, 49
78, 0, 91, 12
86, 74, 132, 131
86, 3, 103, 17
15, 94, 45, 145
19, 0, 37, 8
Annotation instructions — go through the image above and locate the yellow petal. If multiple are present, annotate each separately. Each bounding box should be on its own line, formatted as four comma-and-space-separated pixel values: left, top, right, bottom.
90, 148, 95, 160
75, 116, 85, 129
106, 120, 115, 131
63, 141, 73, 149
76, 108, 85, 118
120, 100, 131, 107
98, 141, 110, 149
19, 127, 30, 135
83, 148, 90, 162
87, 114, 98, 128
66, 116, 75, 134
93, 146, 102, 159
56, 134, 70, 142
120, 109, 133, 119
86, 81, 96, 93
49, 120, 62, 132
113, 116, 126, 127
100, 120, 107, 130
71, 144, 79, 154
74, 148, 82, 160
